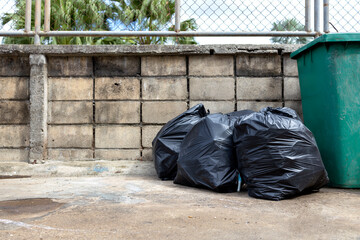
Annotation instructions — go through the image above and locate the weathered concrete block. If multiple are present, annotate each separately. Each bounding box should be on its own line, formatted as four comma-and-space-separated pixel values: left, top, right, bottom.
49, 101, 93, 124
95, 77, 140, 100
0, 125, 29, 147
48, 125, 93, 148
236, 54, 281, 76
142, 125, 162, 148
48, 149, 93, 161
0, 101, 29, 124
0, 149, 29, 162
189, 55, 234, 76
94, 56, 140, 77
284, 77, 301, 100
95, 101, 140, 124
48, 56, 92, 77
283, 54, 299, 76
285, 101, 303, 119
190, 101, 235, 114
142, 77, 187, 100
237, 101, 283, 111
237, 77, 282, 100
49, 77, 93, 100
0, 77, 29, 99
142, 148, 153, 161
29, 54, 47, 163
0, 56, 30, 77
141, 56, 186, 76
95, 149, 141, 160
142, 101, 187, 124
190, 77, 234, 100
95, 126, 140, 148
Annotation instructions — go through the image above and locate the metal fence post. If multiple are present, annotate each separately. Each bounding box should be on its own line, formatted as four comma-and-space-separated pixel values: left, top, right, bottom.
25, 0, 32, 33
175, 0, 181, 32
305, 0, 312, 32
324, 0, 329, 33
34, 0, 41, 44
314, 0, 321, 35
44, 0, 51, 32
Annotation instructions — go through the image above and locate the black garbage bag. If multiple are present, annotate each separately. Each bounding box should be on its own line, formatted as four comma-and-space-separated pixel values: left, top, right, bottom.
152, 104, 207, 180
233, 107, 329, 200
174, 110, 253, 192
226, 109, 254, 119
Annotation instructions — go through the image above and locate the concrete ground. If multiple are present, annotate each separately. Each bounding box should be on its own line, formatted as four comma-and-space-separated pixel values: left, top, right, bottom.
0, 161, 359, 240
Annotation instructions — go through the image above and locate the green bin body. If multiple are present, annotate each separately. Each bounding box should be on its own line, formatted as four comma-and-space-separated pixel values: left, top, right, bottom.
291, 33, 360, 188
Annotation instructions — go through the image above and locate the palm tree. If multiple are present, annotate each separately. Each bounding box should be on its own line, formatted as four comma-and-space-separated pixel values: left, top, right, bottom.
49, 0, 116, 44
110, 0, 197, 44
270, 18, 311, 44
2, 0, 116, 44
1, 0, 197, 45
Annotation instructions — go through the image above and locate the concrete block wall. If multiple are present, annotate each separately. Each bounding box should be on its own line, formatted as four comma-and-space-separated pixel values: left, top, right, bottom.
0, 45, 302, 162
0, 56, 30, 162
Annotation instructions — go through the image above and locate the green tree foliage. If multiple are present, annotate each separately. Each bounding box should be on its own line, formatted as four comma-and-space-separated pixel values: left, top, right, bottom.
110, 0, 197, 44
1, 0, 197, 45
270, 18, 311, 44
1, 0, 115, 44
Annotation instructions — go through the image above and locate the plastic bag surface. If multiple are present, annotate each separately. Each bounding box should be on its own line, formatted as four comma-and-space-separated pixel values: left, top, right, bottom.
152, 104, 207, 180
174, 111, 253, 192
233, 107, 329, 200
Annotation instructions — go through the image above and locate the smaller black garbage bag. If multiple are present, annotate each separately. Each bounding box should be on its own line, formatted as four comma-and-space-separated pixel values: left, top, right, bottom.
174, 111, 253, 192
233, 107, 329, 200
152, 104, 207, 180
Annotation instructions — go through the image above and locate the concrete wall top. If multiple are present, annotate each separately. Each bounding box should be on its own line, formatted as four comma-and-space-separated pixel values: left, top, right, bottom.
0, 44, 303, 56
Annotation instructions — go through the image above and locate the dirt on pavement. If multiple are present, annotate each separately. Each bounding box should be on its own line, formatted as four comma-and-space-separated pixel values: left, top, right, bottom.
0, 174, 359, 240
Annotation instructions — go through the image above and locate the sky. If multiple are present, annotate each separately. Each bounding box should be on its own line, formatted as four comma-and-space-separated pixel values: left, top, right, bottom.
0, 0, 358, 44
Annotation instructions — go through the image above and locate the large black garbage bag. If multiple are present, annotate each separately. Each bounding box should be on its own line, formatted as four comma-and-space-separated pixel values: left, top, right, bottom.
233, 107, 329, 200
174, 110, 253, 192
152, 104, 207, 180
226, 109, 254, 119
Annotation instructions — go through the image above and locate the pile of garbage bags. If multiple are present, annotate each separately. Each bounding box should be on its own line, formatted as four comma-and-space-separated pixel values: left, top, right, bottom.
153, 104, 329, 200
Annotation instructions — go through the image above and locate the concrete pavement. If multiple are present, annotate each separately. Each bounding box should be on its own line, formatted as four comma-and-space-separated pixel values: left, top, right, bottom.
0, 161, 359, 240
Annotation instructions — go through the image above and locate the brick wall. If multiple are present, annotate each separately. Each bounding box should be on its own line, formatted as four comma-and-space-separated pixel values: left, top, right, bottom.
0, 45, 301, 162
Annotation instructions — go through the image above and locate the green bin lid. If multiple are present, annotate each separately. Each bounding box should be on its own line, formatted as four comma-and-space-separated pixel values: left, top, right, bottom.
290, 33, 360, 59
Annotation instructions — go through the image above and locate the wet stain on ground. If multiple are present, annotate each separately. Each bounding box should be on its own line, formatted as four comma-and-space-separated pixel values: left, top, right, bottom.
0, 198, 64, 215
0, 175, 31, 179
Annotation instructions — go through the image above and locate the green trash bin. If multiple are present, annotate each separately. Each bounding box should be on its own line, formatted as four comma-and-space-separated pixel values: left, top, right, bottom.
291, 33, 360, 188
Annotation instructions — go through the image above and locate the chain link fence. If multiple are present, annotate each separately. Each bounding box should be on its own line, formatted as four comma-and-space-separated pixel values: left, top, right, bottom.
0, 0, 360, 44
0, 0, 19, 32
330, 1, 359, 33
181, 0, 305, 32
